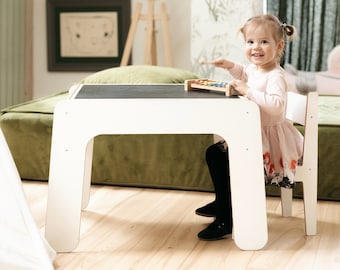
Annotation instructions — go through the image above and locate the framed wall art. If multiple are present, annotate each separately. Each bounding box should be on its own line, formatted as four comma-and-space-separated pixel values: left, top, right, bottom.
46, 0, 131, 71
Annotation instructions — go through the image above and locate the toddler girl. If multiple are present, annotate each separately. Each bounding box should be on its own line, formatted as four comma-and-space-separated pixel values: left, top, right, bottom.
196, 14, 303, 240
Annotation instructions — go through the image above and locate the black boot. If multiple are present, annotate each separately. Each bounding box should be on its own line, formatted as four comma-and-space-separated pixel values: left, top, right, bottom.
197, 142, 233, 240
197, 219, 232, 240
195, 201, 216, 217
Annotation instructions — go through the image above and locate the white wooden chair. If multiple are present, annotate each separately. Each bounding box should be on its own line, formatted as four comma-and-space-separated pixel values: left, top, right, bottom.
281, 91, 318, 235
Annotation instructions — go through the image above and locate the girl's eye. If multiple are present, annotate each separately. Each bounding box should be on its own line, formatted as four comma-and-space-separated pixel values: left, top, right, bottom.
261, 40, 268, 44
247, 40, 253, 45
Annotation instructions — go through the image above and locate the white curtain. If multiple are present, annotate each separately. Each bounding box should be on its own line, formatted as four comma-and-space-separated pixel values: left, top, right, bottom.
0, 0, 26, 109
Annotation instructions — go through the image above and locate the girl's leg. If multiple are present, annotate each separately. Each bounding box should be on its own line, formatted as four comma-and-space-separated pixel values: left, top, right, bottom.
196, 142, 233, 240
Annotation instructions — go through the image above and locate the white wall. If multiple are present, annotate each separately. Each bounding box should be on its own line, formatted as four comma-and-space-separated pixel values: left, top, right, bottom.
130, 0, 192, 70
191, 0, 263, 81
33, 0, 191, 98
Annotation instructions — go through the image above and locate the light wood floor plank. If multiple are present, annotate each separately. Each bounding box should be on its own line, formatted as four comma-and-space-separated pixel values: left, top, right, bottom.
22, 181, 340, 270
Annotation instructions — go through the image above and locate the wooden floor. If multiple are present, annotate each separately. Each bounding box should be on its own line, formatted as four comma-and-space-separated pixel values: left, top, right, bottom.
23, 180, 340, 270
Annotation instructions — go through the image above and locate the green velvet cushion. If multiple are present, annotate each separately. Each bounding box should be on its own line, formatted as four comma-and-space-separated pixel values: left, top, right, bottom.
1, 92, 67, 114
80, 65, 200, 84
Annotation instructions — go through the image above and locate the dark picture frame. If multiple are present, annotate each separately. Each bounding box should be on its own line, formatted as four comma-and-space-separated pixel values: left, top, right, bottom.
46, 0, 131, 71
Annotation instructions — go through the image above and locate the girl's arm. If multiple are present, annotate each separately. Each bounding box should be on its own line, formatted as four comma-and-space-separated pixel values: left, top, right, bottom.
212, 59, 247, 81
212, 58, 235, 69
246, 75, 286, 116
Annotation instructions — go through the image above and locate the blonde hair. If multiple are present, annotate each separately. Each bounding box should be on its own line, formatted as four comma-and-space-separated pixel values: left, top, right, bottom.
240, 14, 296, 61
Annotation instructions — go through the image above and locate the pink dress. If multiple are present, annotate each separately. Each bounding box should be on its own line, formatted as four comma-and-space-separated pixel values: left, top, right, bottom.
229, 63, 303, 188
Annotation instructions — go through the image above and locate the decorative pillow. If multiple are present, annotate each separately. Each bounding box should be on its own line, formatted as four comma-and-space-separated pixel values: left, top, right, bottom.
284, 64, 317, 94
285, 57, 340, 95
328, 45, 340, 75
80, 65, 201, 84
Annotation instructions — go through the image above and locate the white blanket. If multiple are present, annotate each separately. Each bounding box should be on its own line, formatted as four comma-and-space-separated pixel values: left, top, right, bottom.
0, 129, 55, 269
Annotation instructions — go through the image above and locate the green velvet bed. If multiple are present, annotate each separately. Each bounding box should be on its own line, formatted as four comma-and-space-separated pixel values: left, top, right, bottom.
0, 66, 214, 191
1, 65, 340, 200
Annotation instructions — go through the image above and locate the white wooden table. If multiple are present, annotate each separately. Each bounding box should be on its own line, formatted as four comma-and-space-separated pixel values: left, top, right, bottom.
45, 84, 268, 252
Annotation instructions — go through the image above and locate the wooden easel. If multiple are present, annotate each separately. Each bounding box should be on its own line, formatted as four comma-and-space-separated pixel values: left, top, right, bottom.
120, 0, 172, 67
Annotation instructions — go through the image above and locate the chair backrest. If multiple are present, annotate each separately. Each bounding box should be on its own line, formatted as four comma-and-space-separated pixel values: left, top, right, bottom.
286, 92, 308, 125
285, 91, 318, 170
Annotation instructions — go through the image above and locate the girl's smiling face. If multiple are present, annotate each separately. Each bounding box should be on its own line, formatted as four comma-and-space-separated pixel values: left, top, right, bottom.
244, 26, 284, 71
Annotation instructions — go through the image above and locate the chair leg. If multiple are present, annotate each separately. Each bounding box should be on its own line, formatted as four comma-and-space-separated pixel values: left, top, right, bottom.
280, 187, 293, 217
302, 181, 317, 235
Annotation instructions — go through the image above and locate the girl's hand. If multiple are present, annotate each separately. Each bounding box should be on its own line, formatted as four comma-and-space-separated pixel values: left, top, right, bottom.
229, 80, 249, 96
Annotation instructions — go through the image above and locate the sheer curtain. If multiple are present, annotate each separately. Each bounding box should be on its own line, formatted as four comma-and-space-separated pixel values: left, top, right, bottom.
0, 0, 32, 109
267, 0, 340, 71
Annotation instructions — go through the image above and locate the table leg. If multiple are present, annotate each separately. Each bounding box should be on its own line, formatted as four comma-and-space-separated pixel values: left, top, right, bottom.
220, 128, 268, 250
45, 109, 90, 252
82, 138, 94, 210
